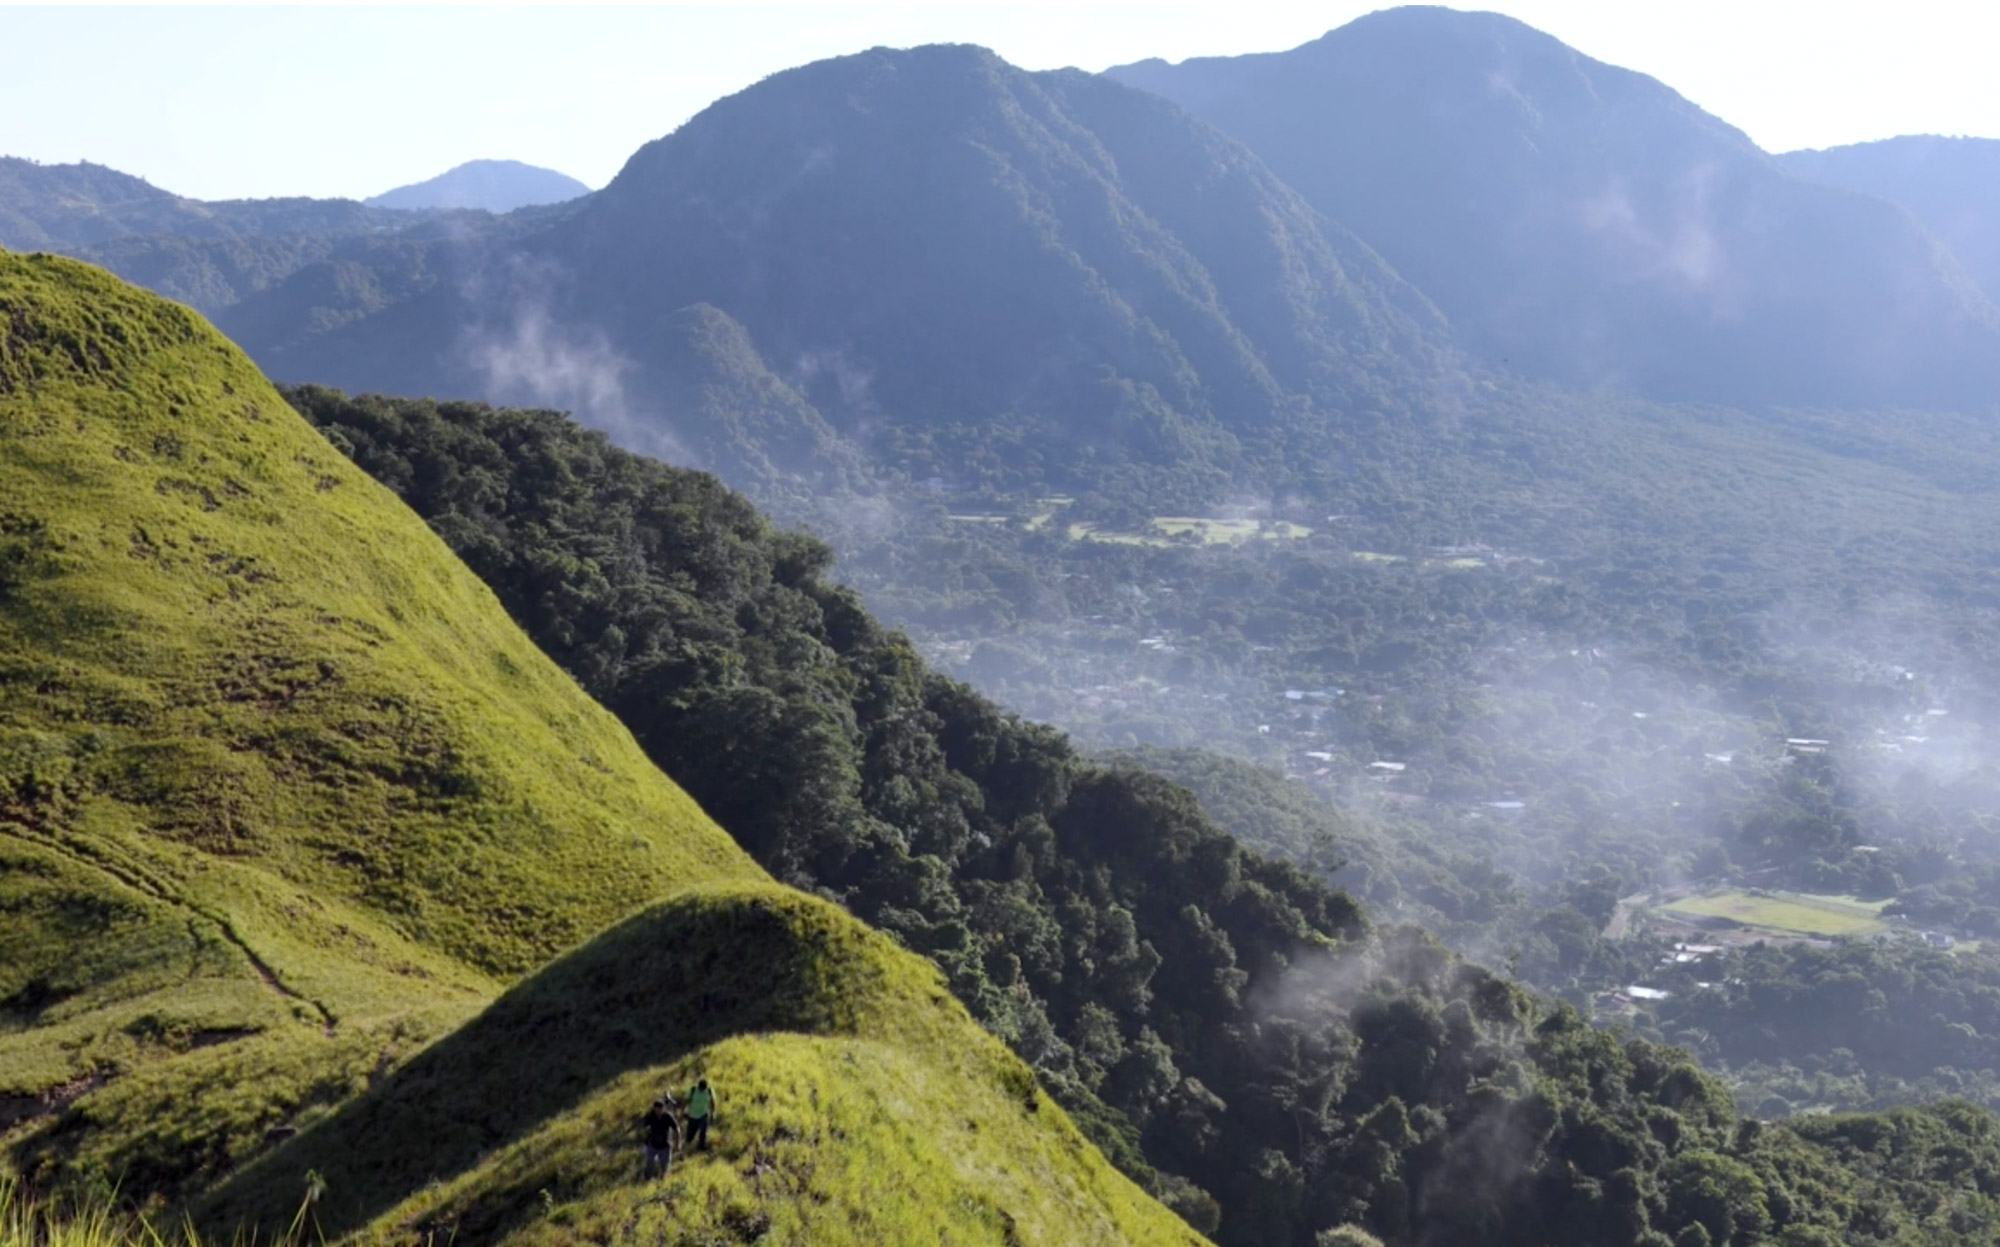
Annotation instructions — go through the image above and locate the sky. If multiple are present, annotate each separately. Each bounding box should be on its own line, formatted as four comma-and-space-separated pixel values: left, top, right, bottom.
3, 2, 1997, 202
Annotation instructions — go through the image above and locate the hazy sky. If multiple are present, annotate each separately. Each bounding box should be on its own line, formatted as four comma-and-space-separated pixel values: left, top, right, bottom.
5, 3, 1997, 202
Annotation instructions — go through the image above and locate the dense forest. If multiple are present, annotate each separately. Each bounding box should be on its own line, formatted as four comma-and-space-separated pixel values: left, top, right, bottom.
289, 384, 2000, 1245
1781, 135, 2000, 305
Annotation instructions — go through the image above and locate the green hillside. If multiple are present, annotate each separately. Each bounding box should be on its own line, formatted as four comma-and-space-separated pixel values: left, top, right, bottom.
0, 253, 1201, 1246
205, 886, 1200, 1247
0, 246, 755, 1189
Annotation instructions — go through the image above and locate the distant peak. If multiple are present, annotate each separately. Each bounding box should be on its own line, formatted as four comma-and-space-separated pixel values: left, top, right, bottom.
364, 159, 590, 214
1302, 4, 1589, 57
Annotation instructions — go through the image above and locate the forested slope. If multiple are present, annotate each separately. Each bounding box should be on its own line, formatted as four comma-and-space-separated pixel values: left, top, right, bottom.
0, 158, 579, 321
0, 158, 400, 250
291, 383, 2000, 1246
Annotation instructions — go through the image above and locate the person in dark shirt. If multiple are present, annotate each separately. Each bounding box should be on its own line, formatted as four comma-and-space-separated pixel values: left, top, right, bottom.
641, 1097, 680, 1178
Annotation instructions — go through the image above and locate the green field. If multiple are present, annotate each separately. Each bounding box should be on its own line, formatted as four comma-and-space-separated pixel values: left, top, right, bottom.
1660, 890, 1892, 937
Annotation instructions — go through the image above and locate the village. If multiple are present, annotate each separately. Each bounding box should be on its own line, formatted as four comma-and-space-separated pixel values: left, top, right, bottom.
1584, 882, 1973, 1024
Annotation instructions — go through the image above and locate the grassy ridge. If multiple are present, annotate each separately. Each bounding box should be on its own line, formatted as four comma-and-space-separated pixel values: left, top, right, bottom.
0, 249, 758, 1194
1, 253, 1203, 1246
379, 1032, 1188, 1247
209, 887, 1202, 1247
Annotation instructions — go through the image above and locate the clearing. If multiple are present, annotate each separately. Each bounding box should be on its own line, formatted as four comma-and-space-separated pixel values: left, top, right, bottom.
1657, 889, 1892, 938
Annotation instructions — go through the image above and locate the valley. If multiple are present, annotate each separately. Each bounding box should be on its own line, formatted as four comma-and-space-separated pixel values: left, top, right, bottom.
9, 5, 2000, 1245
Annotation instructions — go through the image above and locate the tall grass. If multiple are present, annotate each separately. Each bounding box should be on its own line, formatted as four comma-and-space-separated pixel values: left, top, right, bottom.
0, 1177, 324, 1247
0, 1178, 178, 1247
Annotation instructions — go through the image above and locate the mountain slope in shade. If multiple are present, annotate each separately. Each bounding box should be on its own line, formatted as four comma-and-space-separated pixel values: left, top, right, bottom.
1782, 135, 2000, 306
218, 45, 1462, 502
560, 45, 1452, 427
1109, 6, 2000, 410
0, 158, 193, 248
365, 158, 590, 212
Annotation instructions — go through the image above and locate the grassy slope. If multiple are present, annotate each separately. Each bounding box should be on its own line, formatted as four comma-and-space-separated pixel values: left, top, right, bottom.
0, 253, 1200, 1246
0, 248, 757, 1190
207, 887, 1201, 1247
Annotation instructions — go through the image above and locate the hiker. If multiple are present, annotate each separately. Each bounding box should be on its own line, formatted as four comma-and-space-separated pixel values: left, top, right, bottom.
641, 1097, 680, 1178
685, 1077, 716, 1151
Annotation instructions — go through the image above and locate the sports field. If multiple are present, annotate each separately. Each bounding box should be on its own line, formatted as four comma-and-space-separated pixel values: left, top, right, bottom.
1659, 889, 1892, 937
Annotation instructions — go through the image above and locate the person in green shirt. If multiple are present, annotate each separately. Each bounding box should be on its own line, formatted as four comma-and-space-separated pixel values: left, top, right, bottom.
685, 1077, 716, 1151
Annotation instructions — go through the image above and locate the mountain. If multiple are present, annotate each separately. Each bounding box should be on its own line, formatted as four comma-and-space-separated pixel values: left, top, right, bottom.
0, 252, 1204, 1247
365, 159, 590, 212
1782, 135, 2000, 304
200, 887, 1203, 1246
0, 157, 441, 316
0, 158, 193, 247
0, 157, 397, 249
0, 158, 581, 320
1107, 6, 2000, 410
203, 44, 1463, 504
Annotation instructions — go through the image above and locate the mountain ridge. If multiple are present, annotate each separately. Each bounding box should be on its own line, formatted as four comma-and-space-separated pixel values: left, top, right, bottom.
204, 43, 1468, 506
1781, 134, 2000, 307
289, 380, 2000, 1247
1107, 5, 2000, 410
0, 157, 403, 249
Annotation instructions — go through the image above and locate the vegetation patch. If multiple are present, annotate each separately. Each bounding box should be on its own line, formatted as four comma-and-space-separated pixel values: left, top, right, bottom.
1660, 890, 1892, 938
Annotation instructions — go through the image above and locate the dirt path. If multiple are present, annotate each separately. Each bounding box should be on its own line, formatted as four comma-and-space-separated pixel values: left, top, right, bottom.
1603, 892, 1650, 940
1, 823, 336, 1030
